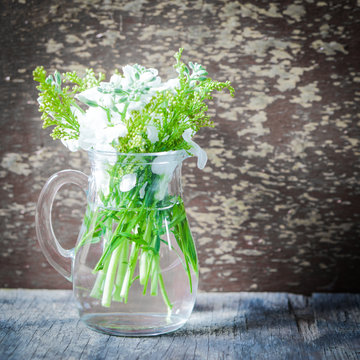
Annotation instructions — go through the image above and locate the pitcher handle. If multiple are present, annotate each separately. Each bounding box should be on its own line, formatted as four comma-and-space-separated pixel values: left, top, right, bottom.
35, 169, 88, 281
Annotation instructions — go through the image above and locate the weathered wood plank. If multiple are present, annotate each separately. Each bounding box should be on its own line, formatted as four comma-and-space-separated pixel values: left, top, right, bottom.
311, 294, 360, 360
0, 290, 359, 360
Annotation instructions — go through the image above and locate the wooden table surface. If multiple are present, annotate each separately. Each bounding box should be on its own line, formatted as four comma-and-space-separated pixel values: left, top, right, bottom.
0, 290, 359, 360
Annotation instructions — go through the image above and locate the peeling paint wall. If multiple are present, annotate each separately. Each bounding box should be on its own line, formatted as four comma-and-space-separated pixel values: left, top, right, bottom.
1, 0, 359, 292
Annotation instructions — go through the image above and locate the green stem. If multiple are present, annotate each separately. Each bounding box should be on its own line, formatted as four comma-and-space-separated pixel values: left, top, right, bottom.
139, 250, 149, 285
120, 242, 140, 303
101, 243, 122, 307
90, 255, 111, 299
92, 212, 130, 272
159, 273, 173, 311
150, 255, 159, 296
113, 239, 129, 302
142, 252, 152, 295
85, 165, 198, 311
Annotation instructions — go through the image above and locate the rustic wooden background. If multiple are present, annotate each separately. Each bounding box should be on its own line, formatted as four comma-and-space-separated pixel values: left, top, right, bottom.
0, 0, 359, 293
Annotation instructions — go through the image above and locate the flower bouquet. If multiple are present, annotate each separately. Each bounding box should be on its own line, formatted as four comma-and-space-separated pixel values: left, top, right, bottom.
34, 49, 233, 335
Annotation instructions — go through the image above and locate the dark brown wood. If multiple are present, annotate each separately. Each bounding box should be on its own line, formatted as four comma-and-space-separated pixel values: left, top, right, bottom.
1, 0, 360, 293
0, 290, 359, 359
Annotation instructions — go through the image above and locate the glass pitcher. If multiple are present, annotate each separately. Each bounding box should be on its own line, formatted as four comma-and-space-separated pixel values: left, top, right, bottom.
35, 149, 198, 336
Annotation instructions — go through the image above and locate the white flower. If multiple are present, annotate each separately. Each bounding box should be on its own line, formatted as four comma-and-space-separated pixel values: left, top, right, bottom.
121, 65, 137, 88
127, 100, 146, 112
151, 153, 184, 200
154, 78, 179, 94
151, 155, 179, 176
122, 65, 161, 90
165, 78, 180, 89
76, 87, 102, 106
77, 87, 114, 109
189, 62, 208, 80
61, 138, 80, 152
77, 107, 108, 150
99, 94, 114, 108
102, 123, 128, 146
119, 173, 137, 192
182, 128, 207, 169
77, 107, 127, 151
78, 65, 166, 124
146, 125, 159, 144
115, 103, 125, 114
119, 65, 162, 109
155, 177, 170, 200
94, 164, 110, 196
109, 74, 123, 87
110, 110, 123, 125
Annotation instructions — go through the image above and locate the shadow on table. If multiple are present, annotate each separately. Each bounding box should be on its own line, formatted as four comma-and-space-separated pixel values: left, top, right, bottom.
162, 293, 360, 354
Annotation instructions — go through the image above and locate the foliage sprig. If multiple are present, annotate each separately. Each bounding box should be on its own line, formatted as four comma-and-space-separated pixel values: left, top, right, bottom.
33, 67, 104, 140
33, 49, 234, 152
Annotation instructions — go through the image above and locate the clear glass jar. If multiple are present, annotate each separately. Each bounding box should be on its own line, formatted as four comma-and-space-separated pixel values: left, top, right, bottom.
35, 149, 198, 336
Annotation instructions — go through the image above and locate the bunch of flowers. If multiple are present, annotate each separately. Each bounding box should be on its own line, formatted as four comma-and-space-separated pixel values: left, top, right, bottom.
34, 49, 234, 310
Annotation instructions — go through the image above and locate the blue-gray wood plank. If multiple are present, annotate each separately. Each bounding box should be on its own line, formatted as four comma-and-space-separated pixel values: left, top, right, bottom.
0, 290, 359, 360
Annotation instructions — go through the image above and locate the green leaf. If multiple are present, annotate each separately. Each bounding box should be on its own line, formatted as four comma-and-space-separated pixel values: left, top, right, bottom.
34, 66, 104, 142
114, 88, 128, 95
54, 71, 61, 86
45, 75, 54, 85
77, 95, 99, 107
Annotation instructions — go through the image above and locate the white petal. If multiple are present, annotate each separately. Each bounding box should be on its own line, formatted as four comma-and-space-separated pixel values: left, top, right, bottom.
113, 122, 128, 137
146, 125, 159, 143
141, 71, 156, 82
61, 138, 80, 152
99, 94, 114, 108
110, 74, 123, 86
109, 110, 123, 125
152, 77, 162, 87
151, 155, 178, 176
96, 142, 114, 152
86, 107, 108, 124
154, 78, 179, 93
151, 152, 186, 200
139, 181, 148, 199
154, 176, 170, 201
78, 133, 94, 151
119, 173, 137, 192
166, 78, 180, 89
94, 166, 110, 196
77, 107, 108, 150
148, 68, 159, 77
76, 87, 101, 104
115, 103, 125, 113
70, 105, 83, 120
102, 123, 128, 145
127, 101, 145, 112
122, 65, 136, 83
182, 128, 207, 169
